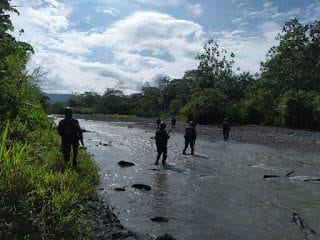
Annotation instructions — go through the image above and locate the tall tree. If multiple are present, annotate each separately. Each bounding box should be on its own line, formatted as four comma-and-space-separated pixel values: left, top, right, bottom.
195, 39, 235, 90
261, 18, 320, 92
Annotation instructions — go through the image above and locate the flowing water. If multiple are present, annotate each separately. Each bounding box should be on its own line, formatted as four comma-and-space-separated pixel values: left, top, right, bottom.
55, 117, 320, 240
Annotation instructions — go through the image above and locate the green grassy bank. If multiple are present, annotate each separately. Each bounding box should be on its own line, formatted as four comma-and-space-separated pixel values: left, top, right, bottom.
0, 120, 100, 239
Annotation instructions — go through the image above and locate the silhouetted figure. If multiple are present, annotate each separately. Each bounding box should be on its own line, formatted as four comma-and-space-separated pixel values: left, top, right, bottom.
58, 107, 82, 166
155, 122, 170, 165
171, 116, 176, 129
183, 121, 197, 155
222, 118, 230, 141
156, 117, 161, 129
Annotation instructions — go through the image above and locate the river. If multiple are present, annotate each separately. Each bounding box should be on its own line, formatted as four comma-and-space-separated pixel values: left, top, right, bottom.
55, 117, 320, 240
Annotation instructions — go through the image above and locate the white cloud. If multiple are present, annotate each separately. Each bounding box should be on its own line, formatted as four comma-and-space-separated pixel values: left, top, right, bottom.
96, 6, 120, 17
103, 11, 204, 51
11, 2, 205, 94
212, 21, 281, 74
186, 4, 204, 16
133, 0, 183, 7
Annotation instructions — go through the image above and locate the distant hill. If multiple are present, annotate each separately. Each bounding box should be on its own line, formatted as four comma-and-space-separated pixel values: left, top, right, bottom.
46, 93, 74, 104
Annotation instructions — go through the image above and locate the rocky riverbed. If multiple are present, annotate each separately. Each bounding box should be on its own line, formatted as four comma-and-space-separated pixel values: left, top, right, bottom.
70, 114, 320, 240
74, 114, 320, 152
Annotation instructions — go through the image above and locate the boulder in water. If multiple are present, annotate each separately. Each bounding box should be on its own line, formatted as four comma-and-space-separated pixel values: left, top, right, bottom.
156, 234, 176, 240
118, 161, 135, 167
151, 216, 169, 222
263, 174, 279, 178
132, 184, 151, 191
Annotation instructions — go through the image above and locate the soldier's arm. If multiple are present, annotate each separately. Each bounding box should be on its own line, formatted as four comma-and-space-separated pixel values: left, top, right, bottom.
57, 121, 63, 136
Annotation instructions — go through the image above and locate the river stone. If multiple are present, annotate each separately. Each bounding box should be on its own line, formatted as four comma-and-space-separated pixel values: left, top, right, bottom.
132, 184, 151, 191
118, 161, 135, 167
151, 216, 169, 222
156, 234, 176, 240
263, 174, 279, 178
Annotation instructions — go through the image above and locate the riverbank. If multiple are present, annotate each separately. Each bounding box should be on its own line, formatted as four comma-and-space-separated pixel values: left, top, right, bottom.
75, 114, 320, 152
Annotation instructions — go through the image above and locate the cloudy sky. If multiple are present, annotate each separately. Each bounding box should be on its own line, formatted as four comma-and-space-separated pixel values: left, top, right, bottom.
10, 0, 320, 94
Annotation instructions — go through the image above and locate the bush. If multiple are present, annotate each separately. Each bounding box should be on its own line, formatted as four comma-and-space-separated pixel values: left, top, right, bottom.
0, 122, 99, 239
180, 88, 227, 124
277, 90, 320, 129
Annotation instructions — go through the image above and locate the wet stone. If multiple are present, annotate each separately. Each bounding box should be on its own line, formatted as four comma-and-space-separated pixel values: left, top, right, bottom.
156, 234, 176, 240
263, 174, 279, 178
132, 184, 151, 191
118, 161, 135, 167
151, 216, 169, 222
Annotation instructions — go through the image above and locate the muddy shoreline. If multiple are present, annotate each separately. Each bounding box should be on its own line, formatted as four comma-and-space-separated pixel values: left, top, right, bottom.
75, 114, 320, 152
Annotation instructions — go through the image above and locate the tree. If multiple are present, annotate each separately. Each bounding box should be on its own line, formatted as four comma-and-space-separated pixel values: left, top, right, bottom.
195, 39, 235, 90
0, 0, 18, 35
180, 88, 227, 124
277, 90, 320, 129
0, 1, 47, 129
261, 18, 320, 92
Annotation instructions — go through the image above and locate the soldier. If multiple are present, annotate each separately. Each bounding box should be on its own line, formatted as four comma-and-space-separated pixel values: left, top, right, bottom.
58, 107, 82, 166
155, 122, 170, 165
171, 116, 176, 129
156, 117, 161, 129
183, 121, 197, 155
222, 117, 231, 141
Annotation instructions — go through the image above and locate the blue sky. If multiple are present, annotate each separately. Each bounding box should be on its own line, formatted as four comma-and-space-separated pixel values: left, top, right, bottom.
10, 0, 320, 94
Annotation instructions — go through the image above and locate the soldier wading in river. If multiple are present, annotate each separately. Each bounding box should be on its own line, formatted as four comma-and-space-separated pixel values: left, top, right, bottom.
183, 121, 197, 155
155, 122, 170, 165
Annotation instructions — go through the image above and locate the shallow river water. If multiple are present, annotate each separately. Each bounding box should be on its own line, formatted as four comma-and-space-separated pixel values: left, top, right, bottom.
56, 117, 320, 240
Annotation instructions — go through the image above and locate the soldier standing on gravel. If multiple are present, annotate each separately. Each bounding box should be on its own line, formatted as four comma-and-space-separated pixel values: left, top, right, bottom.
156, 117, 161, 129
222, 118, 231, 141
171, 116, 176, 129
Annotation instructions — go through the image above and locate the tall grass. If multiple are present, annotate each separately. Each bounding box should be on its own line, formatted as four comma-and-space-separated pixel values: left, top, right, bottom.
0, 121, 99, 239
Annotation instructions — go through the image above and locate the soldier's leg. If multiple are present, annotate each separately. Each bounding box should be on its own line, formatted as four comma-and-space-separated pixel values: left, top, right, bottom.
62, 145, 71, 162
162, 147, 167, 164
72, 144, 78, 166
183, 138, 188, 154
190, 141, 194, 155
155, 149, 161, 165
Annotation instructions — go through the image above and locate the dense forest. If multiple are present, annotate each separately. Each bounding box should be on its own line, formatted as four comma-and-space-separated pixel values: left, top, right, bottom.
0, 1, 99, 239
52, 18, 320, 130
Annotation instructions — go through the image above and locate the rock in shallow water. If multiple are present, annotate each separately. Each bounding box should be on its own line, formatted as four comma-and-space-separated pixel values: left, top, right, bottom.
156, 234, 176, 240
132, 184, 151, 191
151, 216, 169, 222
118, 161, 135, 167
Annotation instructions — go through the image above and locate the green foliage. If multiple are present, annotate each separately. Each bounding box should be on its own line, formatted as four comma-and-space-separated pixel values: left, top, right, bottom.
195, 39, 235, 90
180, 88, 227, 124
48, 101, 67, 114
0, 122, 99, 239
0, 3, 100, 239
261, 18, 320, 92
169, 99, 183, 115
277, 90, 320, 129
